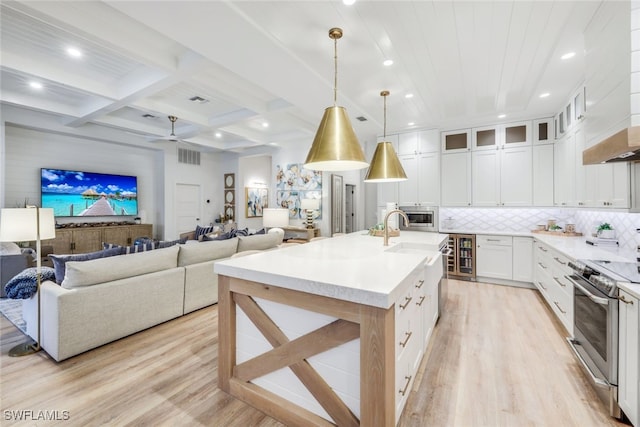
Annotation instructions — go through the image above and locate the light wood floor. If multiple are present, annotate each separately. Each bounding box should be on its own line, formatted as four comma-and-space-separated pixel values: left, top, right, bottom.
0, 279, 628, 426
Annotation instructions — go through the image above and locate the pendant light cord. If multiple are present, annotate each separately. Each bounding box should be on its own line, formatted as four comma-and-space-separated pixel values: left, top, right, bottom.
383, 94, 387, 138
333, 36, 338, 105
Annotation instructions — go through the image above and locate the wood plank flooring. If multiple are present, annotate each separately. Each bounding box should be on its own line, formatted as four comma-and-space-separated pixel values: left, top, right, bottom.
0, 279, 628, 426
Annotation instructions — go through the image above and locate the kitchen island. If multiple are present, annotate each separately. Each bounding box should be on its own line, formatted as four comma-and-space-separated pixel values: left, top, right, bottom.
214, 231, 447, 426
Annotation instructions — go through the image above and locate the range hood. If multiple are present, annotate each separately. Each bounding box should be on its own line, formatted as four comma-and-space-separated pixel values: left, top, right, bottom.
583, 126, 640, 164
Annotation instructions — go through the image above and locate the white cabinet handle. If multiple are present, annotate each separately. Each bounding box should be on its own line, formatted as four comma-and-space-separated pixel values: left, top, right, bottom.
553, 257, 567, 265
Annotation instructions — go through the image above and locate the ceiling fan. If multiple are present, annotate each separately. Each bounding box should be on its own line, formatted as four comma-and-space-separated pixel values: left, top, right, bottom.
146, 115, 199, 143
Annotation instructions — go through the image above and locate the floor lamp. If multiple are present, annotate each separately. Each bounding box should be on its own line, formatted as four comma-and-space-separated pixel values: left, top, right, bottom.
0, 207, 56, 356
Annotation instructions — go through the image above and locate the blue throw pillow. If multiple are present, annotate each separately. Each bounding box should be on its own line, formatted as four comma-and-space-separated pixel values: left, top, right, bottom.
157, 238, 187, 248
195, 225, 214, 240
49, 247, 125, 284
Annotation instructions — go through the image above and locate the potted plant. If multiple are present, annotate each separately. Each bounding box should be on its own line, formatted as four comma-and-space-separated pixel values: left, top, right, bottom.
597, 223, 616, 239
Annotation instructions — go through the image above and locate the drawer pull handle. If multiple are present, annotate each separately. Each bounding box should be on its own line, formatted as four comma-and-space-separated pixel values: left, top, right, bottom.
487, 239, 501, 242
537, 281, 547, 290
399, 296, 413, 310
619, 295, 634, 305
554, 301, 566, 314
399, 375, 412, 396
416, 295, 426, 306
538, 262, 547, 269
539, 247, 548, 252
553, 277, 566, 287
399, 331, 412, 348
553, 257, 567, 265
415, 280, 424, 289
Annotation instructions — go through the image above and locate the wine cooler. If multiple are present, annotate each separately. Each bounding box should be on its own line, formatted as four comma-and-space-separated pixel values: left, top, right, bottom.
447, 234, 476, 279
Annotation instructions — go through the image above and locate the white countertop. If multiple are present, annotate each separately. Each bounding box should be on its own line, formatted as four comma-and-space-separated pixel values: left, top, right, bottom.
442, 228, 640, 298
214, 231, 448, 309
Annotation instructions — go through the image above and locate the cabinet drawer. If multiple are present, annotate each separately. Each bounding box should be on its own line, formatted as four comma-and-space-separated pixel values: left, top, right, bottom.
547, 280, 573, 334
477, 235, 512, 246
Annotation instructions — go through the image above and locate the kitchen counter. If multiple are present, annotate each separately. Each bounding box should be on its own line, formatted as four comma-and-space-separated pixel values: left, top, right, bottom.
215, 230, 447, 309
215, 230, 446, 426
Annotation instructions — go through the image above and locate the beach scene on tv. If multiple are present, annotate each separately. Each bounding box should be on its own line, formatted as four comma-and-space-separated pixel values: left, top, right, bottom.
41, 169, 138, 217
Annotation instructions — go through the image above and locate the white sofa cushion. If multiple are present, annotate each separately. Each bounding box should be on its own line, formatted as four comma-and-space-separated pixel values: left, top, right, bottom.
237, 233, 283, 252
62, 245, 179, 289
177, 238, 238, 267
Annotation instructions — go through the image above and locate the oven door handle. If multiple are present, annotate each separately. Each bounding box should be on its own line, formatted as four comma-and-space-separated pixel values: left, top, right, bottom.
565, 275, 610, 306
566, 338, 610, 389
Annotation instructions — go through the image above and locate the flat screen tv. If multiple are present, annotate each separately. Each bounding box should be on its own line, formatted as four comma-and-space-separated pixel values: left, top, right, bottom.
41, 168, 138, 217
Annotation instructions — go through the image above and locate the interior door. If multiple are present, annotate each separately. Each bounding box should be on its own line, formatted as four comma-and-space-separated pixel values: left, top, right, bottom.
345, 184, 355, 233
175, 183, 201, 235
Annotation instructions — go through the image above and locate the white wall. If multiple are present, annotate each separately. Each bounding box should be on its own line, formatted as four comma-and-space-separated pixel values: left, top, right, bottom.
237, 155, 271, 230
2, 125, 224, 240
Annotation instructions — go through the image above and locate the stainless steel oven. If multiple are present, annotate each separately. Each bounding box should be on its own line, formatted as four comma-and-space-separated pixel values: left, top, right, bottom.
566, 260, 623, 419
398, 206, 438, 232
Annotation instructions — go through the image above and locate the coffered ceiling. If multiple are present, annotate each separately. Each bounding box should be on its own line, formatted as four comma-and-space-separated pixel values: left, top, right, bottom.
0, 1, 602, 152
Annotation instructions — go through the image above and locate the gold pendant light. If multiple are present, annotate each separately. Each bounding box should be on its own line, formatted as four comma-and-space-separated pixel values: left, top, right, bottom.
364, 91, 408, 182
304, 28, 369, 171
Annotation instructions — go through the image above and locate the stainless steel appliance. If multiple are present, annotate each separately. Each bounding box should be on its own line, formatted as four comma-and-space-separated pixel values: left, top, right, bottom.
566, 259, 628, 419
398, 206, 438, 232
447, 234, 476, 280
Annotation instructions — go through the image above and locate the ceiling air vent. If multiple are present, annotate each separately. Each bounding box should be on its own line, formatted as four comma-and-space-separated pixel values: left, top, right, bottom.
178, 147, 201, 166
142, 114, 156, 119
355, 116, 367, 122
189, 96, 209, 104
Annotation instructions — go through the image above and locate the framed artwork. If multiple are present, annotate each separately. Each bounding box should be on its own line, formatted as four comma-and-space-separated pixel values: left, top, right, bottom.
331, 174, 343, 234
245, 187, 268, 218
224, 173, 235, 189
224, 190, 235, 205
276, 191, 322, 220
276, 164, 322, 191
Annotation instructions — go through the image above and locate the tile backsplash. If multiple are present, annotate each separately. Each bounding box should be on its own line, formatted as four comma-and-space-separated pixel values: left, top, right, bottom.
440, 207, 640, 252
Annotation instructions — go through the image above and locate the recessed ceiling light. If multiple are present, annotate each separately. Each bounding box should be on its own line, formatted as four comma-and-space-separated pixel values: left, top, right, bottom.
498, 114, 506, 119
342, 0, 356, 5
383, 59, 394, 66
66, 47, 82, 58
29, 81, 43, 89
539, 92, 550, 98
408, 122, 415, 126
262, 122, 269, 128
405, 93, 414, 99
215, 132, 222, 138
561, 52, 575, 60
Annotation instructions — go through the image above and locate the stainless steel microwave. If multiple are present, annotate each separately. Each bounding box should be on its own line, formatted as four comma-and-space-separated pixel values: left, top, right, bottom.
398, 206, 438, 232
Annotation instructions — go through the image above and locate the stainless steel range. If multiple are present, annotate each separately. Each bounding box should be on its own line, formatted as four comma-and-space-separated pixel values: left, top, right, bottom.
566, 259, 636, 419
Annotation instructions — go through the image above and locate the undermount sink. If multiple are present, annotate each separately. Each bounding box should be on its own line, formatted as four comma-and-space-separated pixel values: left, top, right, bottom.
384, 242, 431, 255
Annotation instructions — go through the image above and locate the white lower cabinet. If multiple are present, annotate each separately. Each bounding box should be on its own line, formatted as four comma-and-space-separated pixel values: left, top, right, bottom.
619, 288, 639, 426
513, 236, 533, 282
532, 239, 574, 335
476, 235, 513, 280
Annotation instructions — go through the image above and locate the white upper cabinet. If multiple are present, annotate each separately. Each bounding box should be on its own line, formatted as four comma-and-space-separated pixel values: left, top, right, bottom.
441, 151, 471, 206
532, 144, 554, 206
533, 118, 554, 144
472, 125, 499, 151
472, 146, 532, 206
441, 129, 471, 153
398, 130, 440, 206
472, 121, 531, 151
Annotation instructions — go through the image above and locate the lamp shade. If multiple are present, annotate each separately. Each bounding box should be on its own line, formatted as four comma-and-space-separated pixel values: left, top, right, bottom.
364, 141, 408, 182
304, 106, 369, 171
0, 208, 56, 242
300, 198, 320, 211
263, 208, 289, 228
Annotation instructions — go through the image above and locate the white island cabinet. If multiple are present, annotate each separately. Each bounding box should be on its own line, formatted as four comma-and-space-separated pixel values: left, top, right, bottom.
215, 231, 447, 426
619, 287, 639, 426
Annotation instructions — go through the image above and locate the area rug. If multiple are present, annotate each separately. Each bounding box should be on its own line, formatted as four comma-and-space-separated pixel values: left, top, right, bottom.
0, 298, 26, 333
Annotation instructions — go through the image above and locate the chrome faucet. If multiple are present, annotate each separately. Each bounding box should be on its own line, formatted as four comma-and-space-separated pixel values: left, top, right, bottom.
383, 209, 409, 246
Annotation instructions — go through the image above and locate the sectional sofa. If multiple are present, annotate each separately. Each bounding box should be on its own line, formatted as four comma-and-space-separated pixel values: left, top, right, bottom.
22, 233, 283, 362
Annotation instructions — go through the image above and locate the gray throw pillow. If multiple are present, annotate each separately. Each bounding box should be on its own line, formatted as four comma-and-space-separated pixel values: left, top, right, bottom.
49, 247, 125, 284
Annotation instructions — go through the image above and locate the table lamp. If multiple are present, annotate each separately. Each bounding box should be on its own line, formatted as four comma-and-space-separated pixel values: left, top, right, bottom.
0, 207, 56, 356
263, 208, 289, 237
300, 199, 319, 229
